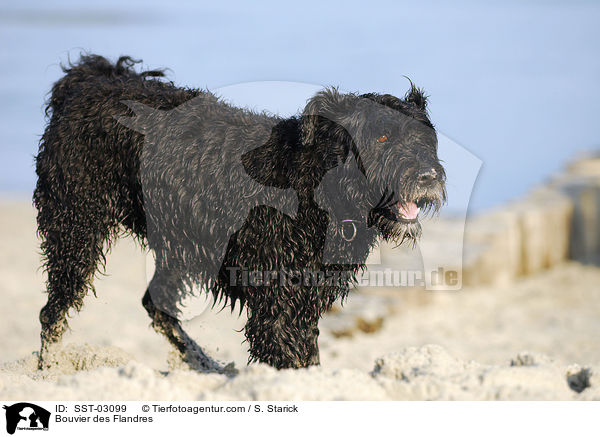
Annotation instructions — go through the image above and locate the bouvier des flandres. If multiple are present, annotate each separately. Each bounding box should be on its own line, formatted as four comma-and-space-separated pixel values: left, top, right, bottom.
34, 55, 446, 370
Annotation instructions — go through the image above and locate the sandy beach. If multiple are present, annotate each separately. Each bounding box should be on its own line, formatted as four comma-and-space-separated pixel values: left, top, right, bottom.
1, 199, 599, 400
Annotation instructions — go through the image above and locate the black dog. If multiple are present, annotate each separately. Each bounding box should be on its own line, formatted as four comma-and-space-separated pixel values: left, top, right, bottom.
34, 55, 445, 370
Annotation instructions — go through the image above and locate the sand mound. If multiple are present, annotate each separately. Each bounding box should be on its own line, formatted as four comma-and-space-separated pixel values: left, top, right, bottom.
1, 344, 598, 401
2, 202, 599, 401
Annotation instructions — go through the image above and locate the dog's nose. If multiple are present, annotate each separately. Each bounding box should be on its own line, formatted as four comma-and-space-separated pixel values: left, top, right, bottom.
417, 168, 437, 185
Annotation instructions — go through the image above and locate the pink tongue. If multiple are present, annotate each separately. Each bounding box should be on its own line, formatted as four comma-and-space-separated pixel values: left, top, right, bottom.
396, 202, 419, 220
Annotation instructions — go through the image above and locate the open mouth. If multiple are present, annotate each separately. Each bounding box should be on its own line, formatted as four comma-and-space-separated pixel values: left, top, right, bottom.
366, 183, 445, 243
367, 192, 439, 243
392, 200, 421, 222
376, 199, 428, 224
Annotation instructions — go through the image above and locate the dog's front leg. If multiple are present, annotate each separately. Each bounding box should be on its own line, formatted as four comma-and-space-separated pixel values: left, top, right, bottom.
244, 281, 321, 369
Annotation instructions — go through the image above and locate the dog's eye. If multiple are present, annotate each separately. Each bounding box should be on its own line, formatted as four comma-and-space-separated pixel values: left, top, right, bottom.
376, 135, 388, 143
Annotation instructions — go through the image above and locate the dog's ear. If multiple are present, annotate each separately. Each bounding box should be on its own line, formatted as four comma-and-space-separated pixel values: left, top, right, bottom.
301, 87, 356, 147
300, 88, 363, 188
405, 84, 428, 111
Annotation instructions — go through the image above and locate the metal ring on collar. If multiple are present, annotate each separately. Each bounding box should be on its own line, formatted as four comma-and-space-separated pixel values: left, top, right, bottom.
340, 219, 358, 242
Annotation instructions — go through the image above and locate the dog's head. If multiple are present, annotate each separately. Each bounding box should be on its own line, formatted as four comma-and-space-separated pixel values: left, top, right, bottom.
243, 85, 446, 244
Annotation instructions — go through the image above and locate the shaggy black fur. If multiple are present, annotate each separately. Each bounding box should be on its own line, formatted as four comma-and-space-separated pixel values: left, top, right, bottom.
34, 55, 446, 370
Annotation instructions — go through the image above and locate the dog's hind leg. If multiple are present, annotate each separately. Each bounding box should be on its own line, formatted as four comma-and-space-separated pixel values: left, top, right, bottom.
142, 270, 228, 373
35, 193, 117, 369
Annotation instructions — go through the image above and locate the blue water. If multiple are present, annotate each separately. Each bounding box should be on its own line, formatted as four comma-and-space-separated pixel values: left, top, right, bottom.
1, 0, 598, 212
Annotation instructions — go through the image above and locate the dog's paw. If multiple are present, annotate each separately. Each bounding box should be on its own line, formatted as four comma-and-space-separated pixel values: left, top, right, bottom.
37, 340, 63, 371
167, 347, 237, 375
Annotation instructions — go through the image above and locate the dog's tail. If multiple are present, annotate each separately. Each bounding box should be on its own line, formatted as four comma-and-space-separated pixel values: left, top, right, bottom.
45, 54, 165, 117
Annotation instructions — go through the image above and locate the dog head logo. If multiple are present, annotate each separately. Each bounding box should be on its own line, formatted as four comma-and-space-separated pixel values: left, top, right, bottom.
3, 403, 50, 434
